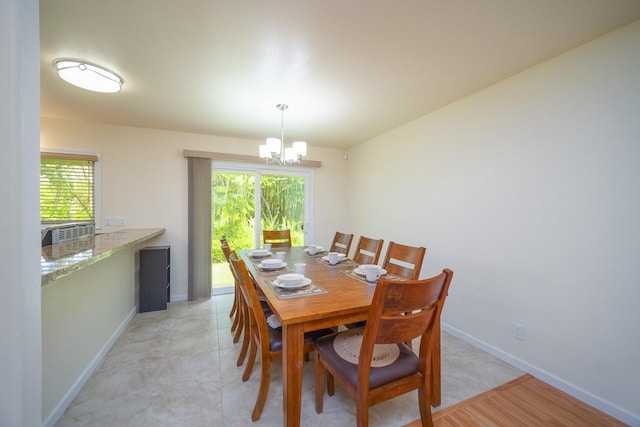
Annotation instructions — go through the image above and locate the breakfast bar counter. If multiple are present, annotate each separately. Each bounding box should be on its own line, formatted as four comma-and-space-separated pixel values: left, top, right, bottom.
41, 228, 165, 286
41, 227, 166, 425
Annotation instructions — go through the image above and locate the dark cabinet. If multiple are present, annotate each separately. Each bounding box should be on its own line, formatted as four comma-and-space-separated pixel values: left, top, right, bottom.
139, 246, 170, 312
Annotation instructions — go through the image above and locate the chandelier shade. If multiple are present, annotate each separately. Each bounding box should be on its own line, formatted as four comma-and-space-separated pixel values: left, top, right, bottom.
259, 104, 307, 165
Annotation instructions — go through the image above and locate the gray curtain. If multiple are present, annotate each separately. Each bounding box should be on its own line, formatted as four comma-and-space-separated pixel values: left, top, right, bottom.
188, 156, 212, 300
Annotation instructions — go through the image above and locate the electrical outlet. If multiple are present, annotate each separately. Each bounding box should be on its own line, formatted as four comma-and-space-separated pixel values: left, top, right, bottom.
115, 216, 126, 226
513, 323, 524, 340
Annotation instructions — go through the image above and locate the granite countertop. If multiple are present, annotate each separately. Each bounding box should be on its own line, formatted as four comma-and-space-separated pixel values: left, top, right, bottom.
41, 228, 165, 286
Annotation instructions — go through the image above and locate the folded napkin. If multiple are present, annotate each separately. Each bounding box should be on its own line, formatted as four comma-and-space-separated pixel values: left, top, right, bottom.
267, 314, 281, 329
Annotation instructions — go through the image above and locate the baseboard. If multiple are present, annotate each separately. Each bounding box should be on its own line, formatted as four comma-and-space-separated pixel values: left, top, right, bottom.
212, 286, 233, 296
42, 306, 137, 427
442, 323, 640, 427
170, 293, 188, 302
169, 288, 231, 301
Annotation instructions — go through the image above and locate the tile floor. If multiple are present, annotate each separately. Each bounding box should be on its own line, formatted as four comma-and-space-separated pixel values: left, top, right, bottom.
55, 295, 523, 426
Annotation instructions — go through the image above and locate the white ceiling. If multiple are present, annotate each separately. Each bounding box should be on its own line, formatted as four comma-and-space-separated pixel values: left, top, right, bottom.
40, 1, 640, 149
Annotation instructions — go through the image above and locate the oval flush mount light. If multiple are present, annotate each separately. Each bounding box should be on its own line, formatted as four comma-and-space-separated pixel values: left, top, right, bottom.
53, 59, 123, 93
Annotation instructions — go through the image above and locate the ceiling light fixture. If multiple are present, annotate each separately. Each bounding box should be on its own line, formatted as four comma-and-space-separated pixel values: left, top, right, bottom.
259, 104, 307, 165
54, 59, 123, 93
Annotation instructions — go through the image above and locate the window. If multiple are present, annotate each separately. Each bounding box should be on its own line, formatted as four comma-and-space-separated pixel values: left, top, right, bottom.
40, 151, 99, 224
211, 161, 313, 291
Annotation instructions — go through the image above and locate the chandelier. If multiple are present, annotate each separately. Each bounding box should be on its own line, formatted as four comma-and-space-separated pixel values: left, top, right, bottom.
259, 104, 307, 165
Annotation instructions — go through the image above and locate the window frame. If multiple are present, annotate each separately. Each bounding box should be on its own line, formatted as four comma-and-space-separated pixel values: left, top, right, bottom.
40, 149, 102, 228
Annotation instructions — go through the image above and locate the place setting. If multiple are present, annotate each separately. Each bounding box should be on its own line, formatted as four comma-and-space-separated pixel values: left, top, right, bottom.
267, 267, 327, 299
343, 263, 392, 285
248, 248, 273, 260
255, 257, 289, 275
304, 244, 326, 257
316, 251, 356, 267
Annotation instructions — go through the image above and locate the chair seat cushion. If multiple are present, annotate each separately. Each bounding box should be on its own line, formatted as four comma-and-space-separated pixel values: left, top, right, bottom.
260, 300, 272, 314
268, 327, 334, 352
314, 330, 418, 389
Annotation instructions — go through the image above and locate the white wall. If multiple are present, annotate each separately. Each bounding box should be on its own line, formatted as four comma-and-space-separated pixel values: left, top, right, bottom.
347, 20, 640, 424
40, 119, 350, 300
1, 0, 42, 426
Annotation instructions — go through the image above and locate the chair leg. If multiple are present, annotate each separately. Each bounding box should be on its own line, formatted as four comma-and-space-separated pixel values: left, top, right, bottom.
232, 293, 244, 343
418, 383, 434, 427
230, 303, 240, 332
236, 306, 250, 366
230, 283, 240, 332
327, 372, 335, 396
251, 352, 271, 421
242, 334, 258, 381
229, 289, 237, 318
314, 351, 324, 414
356, 396, 369, 427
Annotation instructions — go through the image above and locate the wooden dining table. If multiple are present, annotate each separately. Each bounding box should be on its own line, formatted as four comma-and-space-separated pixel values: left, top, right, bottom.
240, 246, 442, 426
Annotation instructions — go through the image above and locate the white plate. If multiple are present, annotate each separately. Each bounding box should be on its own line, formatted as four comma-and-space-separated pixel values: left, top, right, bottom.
276, 273, 305, 285
304, 246, 324, 252
273, 277, 312, 289
260, 261, 287, 270
250, 250, 272, 258
353, 267, 387, 276
260, 258, 282, 266
322, 254, 347, 262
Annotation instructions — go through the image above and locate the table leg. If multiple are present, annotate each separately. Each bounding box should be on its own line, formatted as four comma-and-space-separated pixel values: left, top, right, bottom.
282, 323, 304, 427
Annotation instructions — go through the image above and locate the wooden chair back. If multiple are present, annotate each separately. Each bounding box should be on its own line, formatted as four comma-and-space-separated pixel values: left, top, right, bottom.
229, 252, 269, 355
228, 251, 273, 420
220, 236, 231, 261
381, 241, 426, 280
352, 236, 384, 265
229, 251, 333, 421
329, 231, 354, 255
225, 246, 249, 358
314, 269, 453, 426
262, 229, 292, 248
359, 270, 453, 423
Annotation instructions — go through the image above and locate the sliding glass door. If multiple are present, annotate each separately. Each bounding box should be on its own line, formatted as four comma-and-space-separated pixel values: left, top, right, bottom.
211, 162, 313, 291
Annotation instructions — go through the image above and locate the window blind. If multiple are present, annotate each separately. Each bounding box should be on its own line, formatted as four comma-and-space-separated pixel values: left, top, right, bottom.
40, 152, 97, 223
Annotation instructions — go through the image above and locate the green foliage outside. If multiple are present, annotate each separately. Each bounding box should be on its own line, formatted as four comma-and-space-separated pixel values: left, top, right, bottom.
40, 158, 94, 222
211, 172, 305, 264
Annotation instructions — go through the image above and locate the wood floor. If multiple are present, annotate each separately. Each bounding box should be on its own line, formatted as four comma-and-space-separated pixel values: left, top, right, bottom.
405, 374, 626, 427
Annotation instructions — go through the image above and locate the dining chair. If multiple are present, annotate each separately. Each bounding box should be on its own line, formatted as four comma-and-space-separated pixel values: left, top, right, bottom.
314, 269, 454, 427
220, 236, 238, 324
220, 238, 260, 371
220, 237, 243, 340
351, 236, 384, 265
347, 241, 426, 333
228, 252, 334, 421
262, 229, 292, 248
381, 241, 426, 280
329, 231, 354, 255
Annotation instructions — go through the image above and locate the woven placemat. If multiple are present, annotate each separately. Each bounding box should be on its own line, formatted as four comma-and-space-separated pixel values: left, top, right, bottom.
304, 249, 327, 258
255, 264, 292, 276
315, 257, 357, 267
333, 329, 400, 367
265, 279, 327, 299
341, 269, 405, 285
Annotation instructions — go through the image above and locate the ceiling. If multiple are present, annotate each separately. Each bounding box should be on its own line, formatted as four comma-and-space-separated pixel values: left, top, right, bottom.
40, 1, 640, 149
